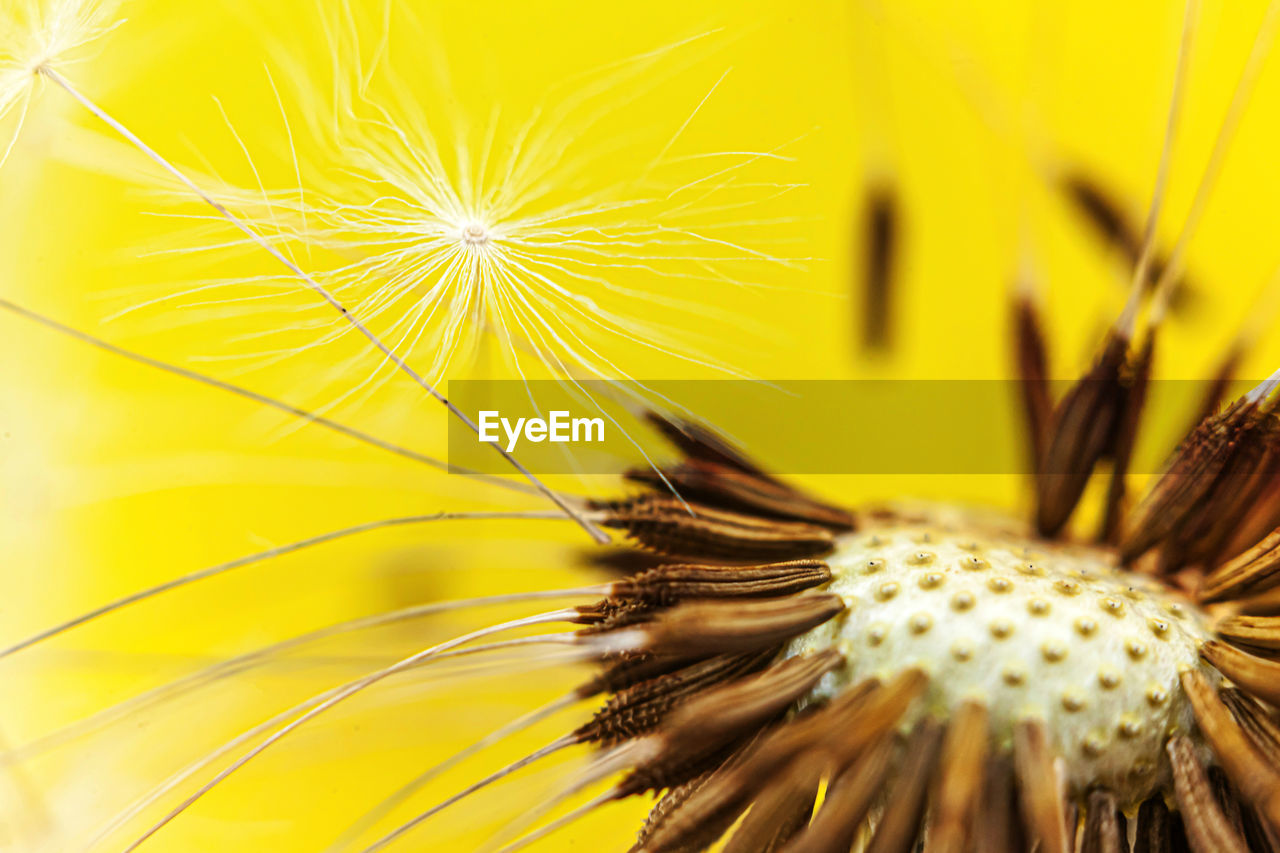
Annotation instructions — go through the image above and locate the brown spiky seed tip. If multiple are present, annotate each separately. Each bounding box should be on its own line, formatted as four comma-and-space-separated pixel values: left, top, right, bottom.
783, 508, 1217, 805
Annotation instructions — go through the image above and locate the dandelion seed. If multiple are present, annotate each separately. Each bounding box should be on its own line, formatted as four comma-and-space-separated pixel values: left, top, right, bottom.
2, 0, 606, 541
134, 16, 809, 423
0, 0, 123, 167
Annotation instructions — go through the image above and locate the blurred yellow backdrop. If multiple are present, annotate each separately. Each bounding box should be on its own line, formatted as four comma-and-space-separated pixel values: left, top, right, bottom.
4, 0, 1280, 849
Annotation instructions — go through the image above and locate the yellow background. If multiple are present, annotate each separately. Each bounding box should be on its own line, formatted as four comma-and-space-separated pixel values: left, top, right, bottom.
4, 0, 1280, 849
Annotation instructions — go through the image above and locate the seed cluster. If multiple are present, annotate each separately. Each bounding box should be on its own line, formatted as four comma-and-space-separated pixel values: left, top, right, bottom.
787, 518, 1219, 804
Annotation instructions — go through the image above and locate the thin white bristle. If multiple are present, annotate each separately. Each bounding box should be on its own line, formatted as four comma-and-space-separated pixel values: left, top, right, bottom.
359, 735, 581, 852
583, 628, 648, 655
328, 689, 587, 852
0, 297, 538, 496
475, 740, 652, 853
87, 641, 596, 848
0, 510, 582, 660
1149, 0, 1280, 324
122, 610, 584, 851
1121, 0, 1199, 337
1245, 367, 1280, 404
490, 788, 618, 853
5, 586, 607, 765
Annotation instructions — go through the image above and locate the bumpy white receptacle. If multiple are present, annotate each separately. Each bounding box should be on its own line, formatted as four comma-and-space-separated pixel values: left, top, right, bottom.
786, 510, 1218, 805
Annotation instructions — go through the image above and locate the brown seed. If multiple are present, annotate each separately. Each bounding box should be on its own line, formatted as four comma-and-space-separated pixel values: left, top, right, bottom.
613, 559, 834, 606
1036, 329, 1131, 538
859, 182, 899, 353
1201, 640, 1280, 708
625, 595, 845, 658
1209, 765, 1247, 841
1221, 687, 1280, 768
1013, 718, 1071, 853
1215, 475, 1280, 567
719, 757, 819, 853
638, 678, 884, 852
1201, 526, 1280, 604
576, 652, 772, 746
1064, 174, 1142, 257
644, 411, 776, 481
1061, 173, 1193, 310
1121, 395, 1279, 568
1213, 613, 1280, 652
1166, 734, 1248, 853
1181, 670, 1280, 832
1081, 788, 1127, 853
596, 495, 837, 560
1133, 796, 1182, 853
624, 651, 844, 795
632, 754, 748, 853
972, 753, 1028, 853
1014, 293, 1053, 478
1237, 584, 1280, 616
784, 737, 896, 853
864, 717, 944, 853
925, 700, 988, 853
1098, 329, 1155, 544
627, 459, 855, 531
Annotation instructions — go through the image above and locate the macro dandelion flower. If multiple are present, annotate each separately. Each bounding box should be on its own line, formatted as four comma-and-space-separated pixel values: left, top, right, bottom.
13, 0, 1280, 851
